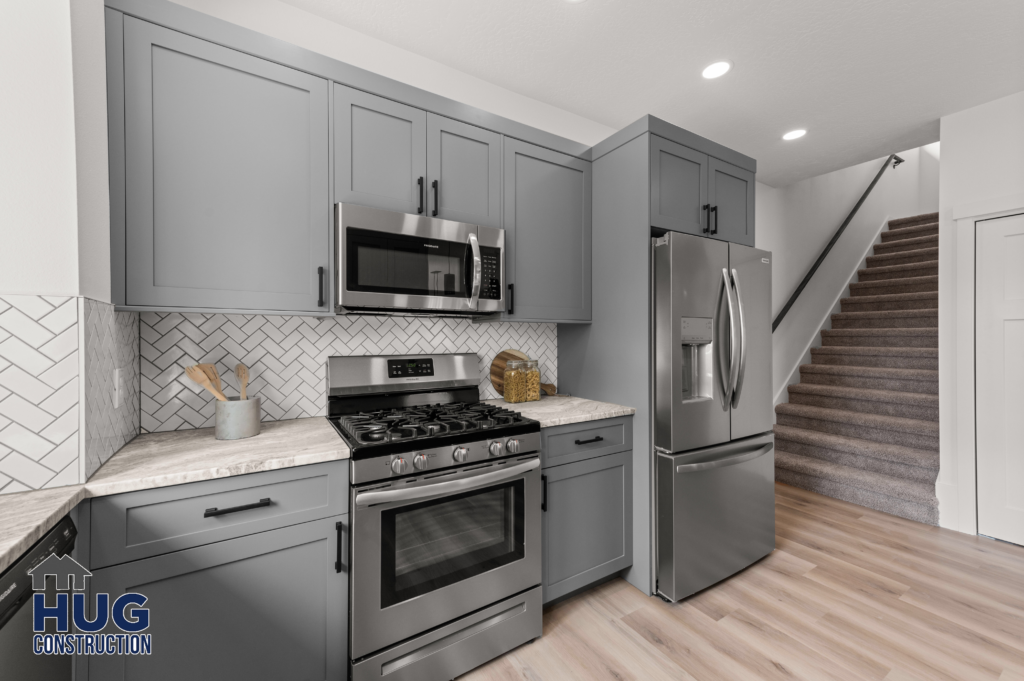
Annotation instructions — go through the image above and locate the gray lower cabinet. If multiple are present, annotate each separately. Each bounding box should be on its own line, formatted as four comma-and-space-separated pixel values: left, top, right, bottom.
650, 135, 708, 236
502, 139, 592, 322
119, 17, 330, 312
427, 114, 502, 228
708, 157, 755, 247
86, 514, 348, 681
541, 451, 632, 603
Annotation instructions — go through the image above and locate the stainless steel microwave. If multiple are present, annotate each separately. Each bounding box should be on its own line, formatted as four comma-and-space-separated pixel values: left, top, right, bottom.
335, 203, 505, 315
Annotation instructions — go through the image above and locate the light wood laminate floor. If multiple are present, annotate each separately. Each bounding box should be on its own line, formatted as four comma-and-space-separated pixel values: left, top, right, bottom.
463, 483, 1024, 681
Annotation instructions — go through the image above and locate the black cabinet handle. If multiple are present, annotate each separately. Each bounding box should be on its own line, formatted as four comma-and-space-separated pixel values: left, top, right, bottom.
702, 204, 711, 234
432, 180, 439, 217
317, 266, 325, 307
541, 475, 547, 512
417, 177, 424, 214
335, 521, 346, 573
507, 283, 514, 315
204, 498, 271, 518
710, 205, 718, 235
575, 436, 604, 446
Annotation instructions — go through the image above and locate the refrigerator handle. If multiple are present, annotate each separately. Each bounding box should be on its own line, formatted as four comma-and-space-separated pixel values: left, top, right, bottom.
730, 268, 747, 408
675, 443, 773, 474
719, 268, 737, 406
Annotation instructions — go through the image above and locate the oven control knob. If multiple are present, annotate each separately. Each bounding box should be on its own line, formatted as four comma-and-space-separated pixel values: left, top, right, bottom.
453, 447, 470, 463
390, 458, 407, 475
506, 439, 520, 454
488, 442, 503, 457
413, 453, 428, 471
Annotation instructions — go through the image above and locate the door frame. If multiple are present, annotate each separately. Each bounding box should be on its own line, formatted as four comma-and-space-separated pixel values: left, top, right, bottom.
940, 192, 1024, 534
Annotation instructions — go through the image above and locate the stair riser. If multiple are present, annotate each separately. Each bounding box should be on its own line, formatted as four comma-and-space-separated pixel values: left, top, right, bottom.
888, 214, 938, 229
873, 237, 938, 255
776, 414, 938, 453
841, 298, 938, 312
831, 316, 937, 329
776, 437, 937, 484
810, 352, 938, 370
775, 469, 938, 525
858, 265, 938, 282
866, 250, 939, 267
800, 372, 937, 394
788, 391, 938, 422
849, 279, 938, 296
880, 225, 938, 242
821, 334, 937, 348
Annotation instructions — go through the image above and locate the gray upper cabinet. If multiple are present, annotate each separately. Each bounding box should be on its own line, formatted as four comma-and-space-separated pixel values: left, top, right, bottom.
335, 85, 427, 215
426, 114, 502, 228
502, 139, 592, 322
650, 135, 708, 236
708, 157, 755, 246
121, 17, 330, 312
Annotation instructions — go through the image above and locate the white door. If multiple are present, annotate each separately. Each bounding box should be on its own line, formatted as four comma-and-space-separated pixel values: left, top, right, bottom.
977, 212, 1024, 545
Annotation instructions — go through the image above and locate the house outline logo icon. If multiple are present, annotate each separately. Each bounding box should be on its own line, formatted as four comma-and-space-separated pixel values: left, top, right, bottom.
27, 554, 91, 592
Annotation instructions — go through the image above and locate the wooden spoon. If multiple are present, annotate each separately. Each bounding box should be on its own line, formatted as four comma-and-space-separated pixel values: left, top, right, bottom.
185, 365, 228, 401
198, 363, 222, 394
236, 364, 250, 401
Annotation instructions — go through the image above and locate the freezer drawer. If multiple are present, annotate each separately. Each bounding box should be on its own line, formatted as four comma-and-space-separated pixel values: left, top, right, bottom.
656, 433, 775, 602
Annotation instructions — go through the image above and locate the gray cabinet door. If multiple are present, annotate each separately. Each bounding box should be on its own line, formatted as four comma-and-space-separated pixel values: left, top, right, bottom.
650, 135, 708, 236
426, 114, 501, 229
122, 17, 329, 312
503, 139, 592, 322
542, 451, 632, 603
335, 85, 427, 215
87, 515, 348, 681
709, 157, 755, 246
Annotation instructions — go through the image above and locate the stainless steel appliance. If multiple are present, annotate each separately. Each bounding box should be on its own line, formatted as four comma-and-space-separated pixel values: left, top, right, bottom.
336, 203, 505, 315
327, 354, 542, 681
652, 231, 775, 603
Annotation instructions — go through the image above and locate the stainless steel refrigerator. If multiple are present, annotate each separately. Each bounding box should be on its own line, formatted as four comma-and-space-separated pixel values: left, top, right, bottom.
652, 231, 775, 602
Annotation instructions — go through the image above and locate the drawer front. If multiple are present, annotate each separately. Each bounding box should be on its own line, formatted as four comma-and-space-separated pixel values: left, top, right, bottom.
91, 461, 348, 569
541, 416, 632, 468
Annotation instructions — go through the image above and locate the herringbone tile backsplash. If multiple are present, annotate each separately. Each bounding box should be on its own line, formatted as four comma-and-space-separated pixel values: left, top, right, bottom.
140, 313, 557, 433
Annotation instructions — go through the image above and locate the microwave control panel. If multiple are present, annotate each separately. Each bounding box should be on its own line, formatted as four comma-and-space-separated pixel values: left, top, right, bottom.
387, 358, 435, 378
480, 246, 502, 300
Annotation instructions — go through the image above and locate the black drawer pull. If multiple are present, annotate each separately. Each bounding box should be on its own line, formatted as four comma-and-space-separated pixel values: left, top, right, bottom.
204, 498, 271, 518
575, 436, 604, 446
335, 521, 346, 573
541, 475, 547, 512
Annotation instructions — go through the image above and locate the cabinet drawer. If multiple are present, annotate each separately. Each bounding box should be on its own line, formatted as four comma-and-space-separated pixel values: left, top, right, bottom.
91, 461, 348, 569
541, 416, 632, 468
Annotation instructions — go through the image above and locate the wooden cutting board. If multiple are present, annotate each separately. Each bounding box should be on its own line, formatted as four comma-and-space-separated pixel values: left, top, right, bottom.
489, 349, 530, 396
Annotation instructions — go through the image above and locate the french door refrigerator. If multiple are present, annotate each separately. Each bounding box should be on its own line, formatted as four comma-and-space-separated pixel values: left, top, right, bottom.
653, 231, 775, 602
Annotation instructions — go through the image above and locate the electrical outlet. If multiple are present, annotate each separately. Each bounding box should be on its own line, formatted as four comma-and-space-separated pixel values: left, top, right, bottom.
113, 368, 122, 409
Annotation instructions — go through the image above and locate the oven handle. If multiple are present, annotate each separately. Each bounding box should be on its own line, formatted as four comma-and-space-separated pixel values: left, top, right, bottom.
468, 232, 482, 308
355, 458, 539, 508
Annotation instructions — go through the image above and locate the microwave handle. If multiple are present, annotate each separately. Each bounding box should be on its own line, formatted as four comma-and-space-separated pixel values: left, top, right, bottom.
468, 232, 481, 308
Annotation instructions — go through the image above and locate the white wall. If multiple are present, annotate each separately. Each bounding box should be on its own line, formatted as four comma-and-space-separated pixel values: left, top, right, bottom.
171, 0, 616, 147
757, 144, 940, 405
937, 90, 1024, 533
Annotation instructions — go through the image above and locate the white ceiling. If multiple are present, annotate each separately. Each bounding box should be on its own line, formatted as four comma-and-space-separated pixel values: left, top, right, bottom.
282, 0, 1024, 186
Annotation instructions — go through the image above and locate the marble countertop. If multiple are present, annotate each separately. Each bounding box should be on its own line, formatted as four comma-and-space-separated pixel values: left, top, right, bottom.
0, 418, 347, 574
483, 394, 635, 428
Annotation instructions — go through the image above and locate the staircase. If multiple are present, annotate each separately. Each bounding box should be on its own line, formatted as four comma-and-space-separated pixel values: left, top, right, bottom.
774, 212, 939, 525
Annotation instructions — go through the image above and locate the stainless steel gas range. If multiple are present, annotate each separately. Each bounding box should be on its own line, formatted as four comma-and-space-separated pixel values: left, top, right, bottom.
327, 354, 542, 681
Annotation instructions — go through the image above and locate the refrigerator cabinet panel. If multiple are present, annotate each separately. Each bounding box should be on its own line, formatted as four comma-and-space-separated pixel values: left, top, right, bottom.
728, 244, 774, 440
656, 433, 775, 602
653, 232, 731, 453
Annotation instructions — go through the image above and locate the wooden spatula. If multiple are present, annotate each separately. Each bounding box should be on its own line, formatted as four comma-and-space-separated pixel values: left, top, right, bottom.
185, 365, 228, 401
235, 364, 250, 400
198, 363, 222, 394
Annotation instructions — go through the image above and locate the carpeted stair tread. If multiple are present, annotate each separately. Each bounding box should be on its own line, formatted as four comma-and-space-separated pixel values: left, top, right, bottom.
776, 403, 938, 437
821, 327, 937, 348
775, 467, 938, 525
887, 212, 938, 229
866, 247, 939, 268
775, 403, 938, 452
775, 450, 939, 508
774, 425, 939, 469
787, 382, 938, 411
831, 308, 937, 329
857, 260, 938, 281
879, 222, 938, 242
849, 275, 937, 296
840, 291, 937, 312
873, 234, 938, 255
810, 346, 938, 370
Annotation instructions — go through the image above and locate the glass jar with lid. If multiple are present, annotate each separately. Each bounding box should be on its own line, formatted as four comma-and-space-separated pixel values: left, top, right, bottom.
522, 360, 541, 402
503, 360, 527, 404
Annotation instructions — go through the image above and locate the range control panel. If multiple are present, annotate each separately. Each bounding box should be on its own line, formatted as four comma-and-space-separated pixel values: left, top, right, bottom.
387, 357, 435, 378
480, 246, 502, 300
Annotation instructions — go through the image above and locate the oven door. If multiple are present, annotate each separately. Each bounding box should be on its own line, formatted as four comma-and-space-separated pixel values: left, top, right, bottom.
350, 457, 541, 659
336, 203, 504, 313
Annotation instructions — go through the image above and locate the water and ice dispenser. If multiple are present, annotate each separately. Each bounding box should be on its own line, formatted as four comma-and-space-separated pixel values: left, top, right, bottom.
679, 317, 714, 401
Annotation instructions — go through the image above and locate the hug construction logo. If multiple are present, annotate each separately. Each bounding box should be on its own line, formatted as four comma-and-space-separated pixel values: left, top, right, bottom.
28, 554, 152, 656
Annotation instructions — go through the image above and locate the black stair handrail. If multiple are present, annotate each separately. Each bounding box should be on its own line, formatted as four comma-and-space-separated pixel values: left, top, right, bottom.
772, 153, 904, 332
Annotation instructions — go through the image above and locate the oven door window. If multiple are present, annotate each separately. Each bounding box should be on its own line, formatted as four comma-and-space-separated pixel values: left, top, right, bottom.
347, 228, 470, 298
380, 480, 525, 609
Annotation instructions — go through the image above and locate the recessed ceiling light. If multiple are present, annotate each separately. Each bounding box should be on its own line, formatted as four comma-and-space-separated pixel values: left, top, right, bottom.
782, 129, 807, 141
702, 61, 732, 79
